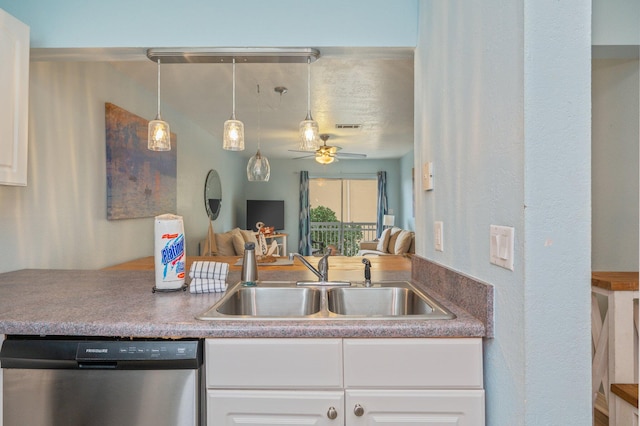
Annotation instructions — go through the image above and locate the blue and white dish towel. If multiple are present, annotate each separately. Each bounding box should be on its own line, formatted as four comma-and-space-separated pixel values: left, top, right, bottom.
189, 261, 229, 294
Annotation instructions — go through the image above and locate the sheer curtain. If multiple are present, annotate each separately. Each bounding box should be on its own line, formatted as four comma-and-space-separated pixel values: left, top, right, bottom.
376, 171, 388, 238
298, 171, 312, 255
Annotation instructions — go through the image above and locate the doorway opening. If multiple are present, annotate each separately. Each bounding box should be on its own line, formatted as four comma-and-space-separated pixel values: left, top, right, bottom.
309, 178, 377, 256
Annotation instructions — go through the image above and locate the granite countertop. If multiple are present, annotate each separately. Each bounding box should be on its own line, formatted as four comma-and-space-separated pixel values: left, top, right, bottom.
0, 267, 486, 339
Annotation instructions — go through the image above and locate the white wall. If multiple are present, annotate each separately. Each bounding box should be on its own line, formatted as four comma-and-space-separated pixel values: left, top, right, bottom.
0, 61, 245, 273
592, 58, 639, 271
592, 0, 640, 46
416, 0, 591, 424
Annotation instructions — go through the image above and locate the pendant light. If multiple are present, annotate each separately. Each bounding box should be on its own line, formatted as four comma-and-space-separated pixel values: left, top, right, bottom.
298, 56, 319, 151
247, 85, 270, 181
148, 58, 171, 151
223, 58, 245, 151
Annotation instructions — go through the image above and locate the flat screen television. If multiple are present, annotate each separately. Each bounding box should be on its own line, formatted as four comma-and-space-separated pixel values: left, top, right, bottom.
246, 200, 285, 231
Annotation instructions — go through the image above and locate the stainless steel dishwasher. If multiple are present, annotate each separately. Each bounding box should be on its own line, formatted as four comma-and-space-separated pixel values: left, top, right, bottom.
0, 336, 204, 426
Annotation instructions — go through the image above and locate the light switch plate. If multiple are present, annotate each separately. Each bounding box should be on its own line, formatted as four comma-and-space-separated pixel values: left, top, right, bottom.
423, 162, 433, 191
490, 225, 514, 270
434, 221, 443, 251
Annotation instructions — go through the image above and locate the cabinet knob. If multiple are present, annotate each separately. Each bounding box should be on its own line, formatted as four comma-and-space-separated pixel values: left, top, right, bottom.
354, 404, 365, 417
327, 406, 338, 420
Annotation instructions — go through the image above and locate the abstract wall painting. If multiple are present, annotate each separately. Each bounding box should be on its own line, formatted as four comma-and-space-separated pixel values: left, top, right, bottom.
105, 102, 177, 220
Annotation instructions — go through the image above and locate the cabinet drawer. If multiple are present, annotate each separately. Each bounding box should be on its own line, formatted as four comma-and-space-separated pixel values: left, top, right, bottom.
206, 338, 343, 388
345, 389, 485, 425
207, 389, 344, 425
344, 338, 483, 388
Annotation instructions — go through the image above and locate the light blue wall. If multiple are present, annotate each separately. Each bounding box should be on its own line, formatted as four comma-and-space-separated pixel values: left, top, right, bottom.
416, 1, 591, 425
522, 1, 591, 424
399, 150, 415, 231
241, 158, 402, 254
0, 0, 418, 49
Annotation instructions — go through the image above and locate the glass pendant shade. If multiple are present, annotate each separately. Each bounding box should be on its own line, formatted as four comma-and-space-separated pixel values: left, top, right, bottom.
299, 114, 319, 151
223, 118, 244, 151
247, 149, 270, 181
223, 58, 244, 151
148, 117, 171, 151
148, 58, 171, 151
298, 57, 319, 151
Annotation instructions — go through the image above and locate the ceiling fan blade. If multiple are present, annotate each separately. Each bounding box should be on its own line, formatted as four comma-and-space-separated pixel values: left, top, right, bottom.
335, 152, 367, 158
293, 154, 314, 160
288, 149, 317, 154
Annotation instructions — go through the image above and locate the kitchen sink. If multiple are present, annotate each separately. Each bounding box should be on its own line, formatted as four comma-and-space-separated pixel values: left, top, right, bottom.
327, 287, 439, 316
196, 280, 455, 320
210, 286, 321, 317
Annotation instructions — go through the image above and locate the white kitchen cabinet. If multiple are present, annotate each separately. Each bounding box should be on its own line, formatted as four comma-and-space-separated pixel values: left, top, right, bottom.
345, 389, 484, 425
205, 338, 484, 426
207, 389, 344, 425
0, 9, 29, 186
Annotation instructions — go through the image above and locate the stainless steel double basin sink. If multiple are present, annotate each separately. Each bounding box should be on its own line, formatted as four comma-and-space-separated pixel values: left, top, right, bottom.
196, 280, 455, 320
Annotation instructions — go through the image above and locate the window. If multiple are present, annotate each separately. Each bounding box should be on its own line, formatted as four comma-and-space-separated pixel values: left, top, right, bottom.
309, 178, 377, 256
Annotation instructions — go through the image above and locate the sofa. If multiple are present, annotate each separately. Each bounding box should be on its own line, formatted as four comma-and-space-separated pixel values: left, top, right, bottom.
357, 227, 415, 256
200, 227, 259, 256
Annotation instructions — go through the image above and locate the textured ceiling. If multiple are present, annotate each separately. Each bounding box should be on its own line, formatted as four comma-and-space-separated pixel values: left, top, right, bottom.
108, 47, 414, 160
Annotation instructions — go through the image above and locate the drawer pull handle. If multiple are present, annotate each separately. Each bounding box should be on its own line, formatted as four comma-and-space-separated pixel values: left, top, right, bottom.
354, 404, 365, 417
327, 406, 338, 420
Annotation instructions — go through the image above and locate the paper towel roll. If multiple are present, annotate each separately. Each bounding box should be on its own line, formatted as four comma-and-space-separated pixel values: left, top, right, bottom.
154, 214, 186, 290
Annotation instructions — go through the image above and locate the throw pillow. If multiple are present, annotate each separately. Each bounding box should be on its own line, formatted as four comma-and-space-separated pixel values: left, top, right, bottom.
215, 229, 239, 256
231, 229, 247, 256
393, 230, 413, 254
376, 228, 391, 252
386, 227, 403, 254
239, 229, 259, 247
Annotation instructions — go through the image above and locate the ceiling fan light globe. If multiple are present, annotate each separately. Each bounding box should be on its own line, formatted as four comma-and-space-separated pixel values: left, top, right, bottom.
223, 119, 245, 151
315, 153, 334, 165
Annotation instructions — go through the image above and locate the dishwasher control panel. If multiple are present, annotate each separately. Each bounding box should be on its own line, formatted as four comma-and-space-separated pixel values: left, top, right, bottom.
76, 340, 199, 361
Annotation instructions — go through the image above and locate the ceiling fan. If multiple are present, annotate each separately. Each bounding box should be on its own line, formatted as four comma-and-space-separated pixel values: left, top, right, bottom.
290, 134, 367, 164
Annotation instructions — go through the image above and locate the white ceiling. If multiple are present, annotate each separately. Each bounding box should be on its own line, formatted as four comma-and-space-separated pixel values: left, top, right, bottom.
106, 47, 415, 160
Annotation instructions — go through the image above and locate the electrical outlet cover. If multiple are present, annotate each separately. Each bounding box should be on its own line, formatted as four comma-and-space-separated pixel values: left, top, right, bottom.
434, 221, 443, 251
423, 162, 433, 191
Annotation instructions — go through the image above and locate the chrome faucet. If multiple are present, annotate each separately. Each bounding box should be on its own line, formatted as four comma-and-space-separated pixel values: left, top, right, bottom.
289, 252, 330, 282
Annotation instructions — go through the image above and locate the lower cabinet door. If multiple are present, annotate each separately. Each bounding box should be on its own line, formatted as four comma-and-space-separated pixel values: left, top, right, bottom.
207, 389, 345, 425
345, 389, 485, 426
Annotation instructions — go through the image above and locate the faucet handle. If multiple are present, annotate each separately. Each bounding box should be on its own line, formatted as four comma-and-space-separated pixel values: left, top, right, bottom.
317, 253, 330, 281
362, 258, 372, 286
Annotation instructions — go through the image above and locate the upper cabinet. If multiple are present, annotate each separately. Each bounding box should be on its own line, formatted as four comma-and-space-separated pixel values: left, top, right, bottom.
0, 9, 29, 186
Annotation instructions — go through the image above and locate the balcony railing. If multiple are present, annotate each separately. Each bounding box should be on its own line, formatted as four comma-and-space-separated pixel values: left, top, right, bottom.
310, 221, 378, 256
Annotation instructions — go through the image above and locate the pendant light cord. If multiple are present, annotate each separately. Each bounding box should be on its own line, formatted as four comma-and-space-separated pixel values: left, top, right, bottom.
306, 56, 311, 115
156, 58, 162, 118
257, 84, 261, 150
232, 58, 236, 119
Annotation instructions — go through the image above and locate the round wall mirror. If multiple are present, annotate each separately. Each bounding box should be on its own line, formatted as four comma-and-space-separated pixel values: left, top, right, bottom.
204, 169, 222, 220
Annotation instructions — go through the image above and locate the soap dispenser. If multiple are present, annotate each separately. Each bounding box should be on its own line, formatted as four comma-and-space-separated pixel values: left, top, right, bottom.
241, 242, 258, 286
